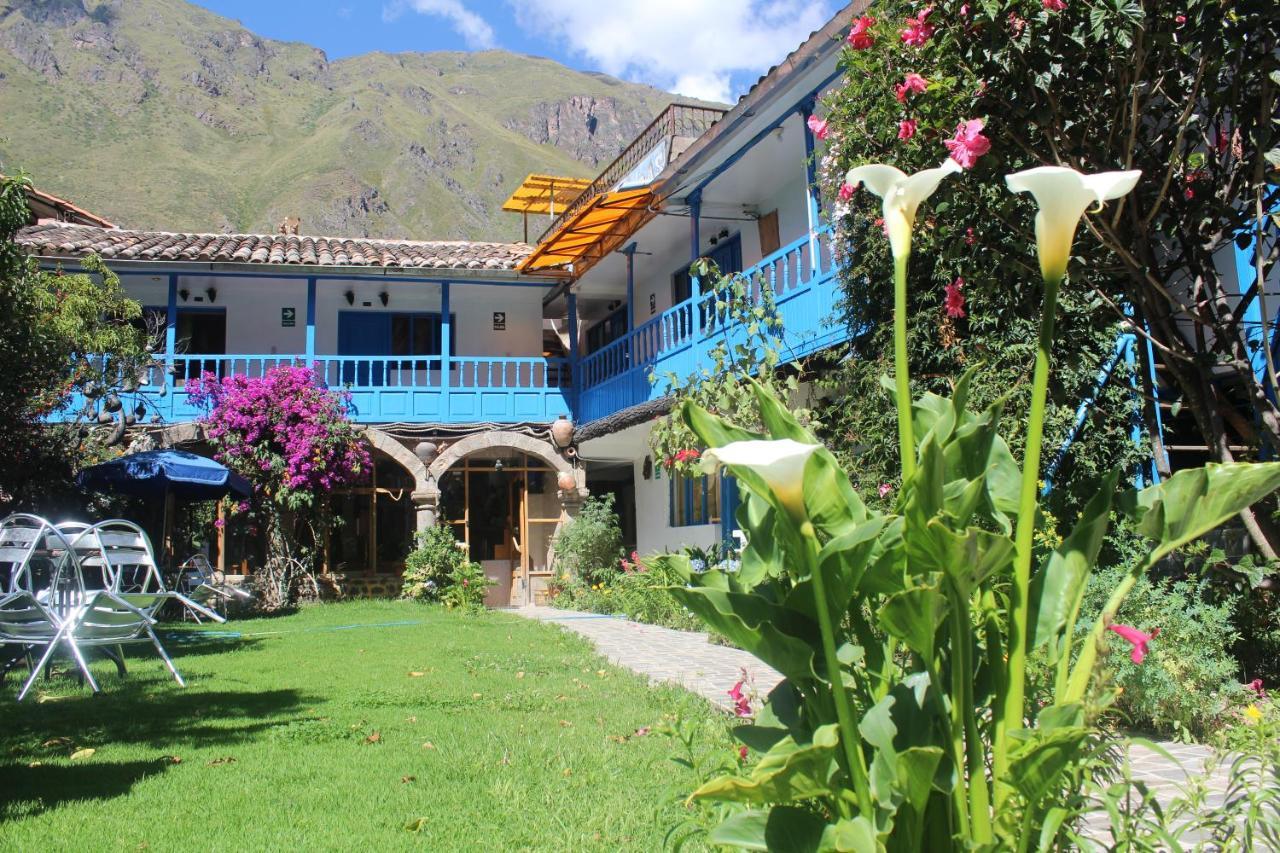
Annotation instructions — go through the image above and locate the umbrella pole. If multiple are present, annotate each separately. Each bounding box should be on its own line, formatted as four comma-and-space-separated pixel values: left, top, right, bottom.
163, 489, 176, 571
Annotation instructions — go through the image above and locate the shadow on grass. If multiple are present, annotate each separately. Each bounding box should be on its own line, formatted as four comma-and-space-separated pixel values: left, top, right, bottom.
0, 685, 319, 750
0, 759, 172, 822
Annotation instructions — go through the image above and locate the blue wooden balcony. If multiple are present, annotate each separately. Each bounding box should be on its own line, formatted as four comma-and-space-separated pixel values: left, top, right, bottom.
56, 354, 573, 425
576, 225, 845, 422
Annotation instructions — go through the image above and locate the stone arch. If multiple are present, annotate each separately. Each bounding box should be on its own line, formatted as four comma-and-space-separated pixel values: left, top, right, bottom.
427, 430, 578, 486
362, 426, 430, 494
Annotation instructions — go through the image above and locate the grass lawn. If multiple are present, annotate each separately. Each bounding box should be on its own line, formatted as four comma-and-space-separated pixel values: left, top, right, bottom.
0, 601, 730, 851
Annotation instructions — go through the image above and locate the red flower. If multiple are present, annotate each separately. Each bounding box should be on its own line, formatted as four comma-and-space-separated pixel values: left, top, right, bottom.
897, 118, 918, 140
1107, 623, 1159, 664
1008, 12, 1027, 35
738, 745, 749, 761
1042, 0, 1066, 11
847, 15, 876, 49
838, 182, 856, 202
1248, 678, 1266, 697
1175, 13, 1186, 24
944, 277, 966, 318
894, 72, 929, 103
964, 227, 976, 245
807, 114, 829, 141
900, 7, 935, 46
943, 118, 992, 169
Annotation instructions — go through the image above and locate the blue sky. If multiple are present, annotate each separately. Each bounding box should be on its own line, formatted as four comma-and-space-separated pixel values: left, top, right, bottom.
193, 0, 843, 104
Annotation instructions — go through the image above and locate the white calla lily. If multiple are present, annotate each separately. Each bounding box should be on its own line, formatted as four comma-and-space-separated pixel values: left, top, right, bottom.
845, 160, 962, 258
1005, 166, 1141, 283
702, 438, 820, 521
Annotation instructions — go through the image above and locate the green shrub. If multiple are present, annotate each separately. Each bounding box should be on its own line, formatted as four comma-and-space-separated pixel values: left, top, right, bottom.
401, 524, 468, 601
1077, 563, 1246, 741
440, 561, 493, 612
551, 494, 623, 586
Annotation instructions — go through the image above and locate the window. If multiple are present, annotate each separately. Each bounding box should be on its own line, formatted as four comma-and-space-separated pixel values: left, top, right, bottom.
670, 470, 721, 527
672, 233, 743, 305
585, 306, 627, 354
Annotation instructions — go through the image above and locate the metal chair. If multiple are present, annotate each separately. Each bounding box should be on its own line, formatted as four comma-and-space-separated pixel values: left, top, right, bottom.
174, 553, 252, 622
0, 515, 84, 689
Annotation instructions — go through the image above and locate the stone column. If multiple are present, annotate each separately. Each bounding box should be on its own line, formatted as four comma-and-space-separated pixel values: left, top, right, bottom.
412, 487, 440, 533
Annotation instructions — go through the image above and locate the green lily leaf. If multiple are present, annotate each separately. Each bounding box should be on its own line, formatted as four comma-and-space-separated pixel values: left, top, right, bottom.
1007, 726, 1091, 809
709, 807, 829, 852
906, 520, 1015, 597
1029, 469, 1119, 655
878, 582, 949, 662
818, 816, 879, 852
786, 515, 889, 621
734, 725, 791, 753
691, 725, 840, 805
665, 586, 819, 682
1120, 462, 1280, 566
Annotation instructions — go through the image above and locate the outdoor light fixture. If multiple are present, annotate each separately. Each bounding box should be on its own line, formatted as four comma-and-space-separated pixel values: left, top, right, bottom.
344, 289, 355, 306
205, 286, 217, 304
179, 288, 190, 302
494, 459, 505, 473
379, 291, 389, 307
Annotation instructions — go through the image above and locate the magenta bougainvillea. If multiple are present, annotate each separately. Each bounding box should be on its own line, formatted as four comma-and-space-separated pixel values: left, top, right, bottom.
190, 365, 370, 508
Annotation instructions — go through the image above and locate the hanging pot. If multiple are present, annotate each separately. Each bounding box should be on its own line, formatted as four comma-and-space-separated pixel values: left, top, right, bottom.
550, 414, 574, 449
414, 441, 439, 464
556, 471, 576, 492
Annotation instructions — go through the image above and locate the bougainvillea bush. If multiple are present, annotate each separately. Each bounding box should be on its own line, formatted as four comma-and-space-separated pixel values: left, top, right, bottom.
190, 365, 370, 608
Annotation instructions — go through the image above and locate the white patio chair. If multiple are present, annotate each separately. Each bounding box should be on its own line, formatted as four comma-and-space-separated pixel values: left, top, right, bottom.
0, 515, 86, 690
174, 553, 252, 622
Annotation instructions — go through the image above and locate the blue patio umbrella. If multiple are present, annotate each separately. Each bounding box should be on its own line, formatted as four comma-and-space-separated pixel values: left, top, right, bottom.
77, 450, 251, 500
77, 450, 252, 565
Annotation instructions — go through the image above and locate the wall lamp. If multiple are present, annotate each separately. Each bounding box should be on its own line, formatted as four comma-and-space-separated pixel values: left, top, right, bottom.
205, 286, 217, 304
344, 289, 355, 306
178, 288, 190, 302
378, 290, 389, 307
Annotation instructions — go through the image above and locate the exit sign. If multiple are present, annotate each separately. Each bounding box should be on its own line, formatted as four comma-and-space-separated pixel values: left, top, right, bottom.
281, 307, 296, 327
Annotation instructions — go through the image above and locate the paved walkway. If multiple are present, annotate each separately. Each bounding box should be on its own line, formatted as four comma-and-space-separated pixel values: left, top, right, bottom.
515, 606, 1237, 834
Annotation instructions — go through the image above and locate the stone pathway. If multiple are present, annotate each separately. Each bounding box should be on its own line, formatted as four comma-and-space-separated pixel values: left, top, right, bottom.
515, 606, 1239, 835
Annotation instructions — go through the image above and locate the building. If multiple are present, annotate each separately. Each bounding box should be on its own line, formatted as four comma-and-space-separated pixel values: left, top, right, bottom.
24, 4, 1230, 603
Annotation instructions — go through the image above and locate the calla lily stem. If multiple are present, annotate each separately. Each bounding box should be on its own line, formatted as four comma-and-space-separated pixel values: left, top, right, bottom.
996, 272, 1062, 803
894, 253, 916, 479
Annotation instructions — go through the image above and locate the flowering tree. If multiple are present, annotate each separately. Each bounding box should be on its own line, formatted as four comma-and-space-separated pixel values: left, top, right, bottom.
190, 365, 370, 608
820, 0, 1280, 554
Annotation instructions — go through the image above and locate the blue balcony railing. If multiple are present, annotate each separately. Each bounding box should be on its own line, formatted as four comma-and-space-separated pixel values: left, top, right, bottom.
55, 353, 573, 425
577, 225, 845, 422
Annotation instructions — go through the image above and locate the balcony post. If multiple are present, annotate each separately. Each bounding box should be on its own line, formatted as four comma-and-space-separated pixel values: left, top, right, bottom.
165, 274, 177, 409
440, 281, 451, 395
798, 98, 823, 275
567, 289, 580, 416
305, 276, 316, 366
623, 241, 637, 333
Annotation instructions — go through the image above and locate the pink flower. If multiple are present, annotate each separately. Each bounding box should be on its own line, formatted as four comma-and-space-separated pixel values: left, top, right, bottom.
727, 680, 744, 701
894, 72, 929, 103
1042, 0, 1066, 11
943, 118, 992, 169
897, 118, 918, 140
944, 277, 966, 318
900, 7, 935, 46
807, 114, 830, 141
1175, 13, 1186, 24
213, 518, 226, 530
734, 697, 752, 718
738, 745, 749, 761
1107, 623, 1160, 664
838, 182, 856, 202
873, 216, 888, 237
847, 15, 876, 49
964, 227, 976, 245
1249, 678, 1266, 697
1009, 12, 1027, 35
960, 3, 969, 16
878, 483, 893, 498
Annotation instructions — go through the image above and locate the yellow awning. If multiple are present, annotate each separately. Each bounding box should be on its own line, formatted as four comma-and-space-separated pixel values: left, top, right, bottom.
501, 174, 592, 216
518, 188, 657, 276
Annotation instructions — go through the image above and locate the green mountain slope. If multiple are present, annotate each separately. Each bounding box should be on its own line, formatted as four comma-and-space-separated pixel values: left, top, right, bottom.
0, 0, 689, 241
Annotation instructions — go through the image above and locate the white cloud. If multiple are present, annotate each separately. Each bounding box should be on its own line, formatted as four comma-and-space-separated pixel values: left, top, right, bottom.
508, 0, 838, 103
383, 0, 497, 50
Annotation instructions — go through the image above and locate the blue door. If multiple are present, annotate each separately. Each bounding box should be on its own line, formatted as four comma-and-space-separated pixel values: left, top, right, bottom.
337, 312, 389, 386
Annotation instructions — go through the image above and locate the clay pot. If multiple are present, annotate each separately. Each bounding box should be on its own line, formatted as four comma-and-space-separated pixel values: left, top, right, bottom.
550, 414, 574, 448
556, 471, 577, 492
414, 441, 438, 464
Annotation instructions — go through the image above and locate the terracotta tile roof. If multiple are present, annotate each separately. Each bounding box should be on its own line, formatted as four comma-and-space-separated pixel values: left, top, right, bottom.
15, 222, 532, 272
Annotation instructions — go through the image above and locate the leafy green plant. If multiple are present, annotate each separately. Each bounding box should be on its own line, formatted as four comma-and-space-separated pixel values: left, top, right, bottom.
550, 494, 624, 586
648, 126, 1280, 846
439, 560, 493, 612
1078, 563, 1245, 741
401, 523, 469, 601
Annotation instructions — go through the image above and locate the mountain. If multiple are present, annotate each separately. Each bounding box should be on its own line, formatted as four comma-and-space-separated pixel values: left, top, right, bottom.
0, 0, 692, 241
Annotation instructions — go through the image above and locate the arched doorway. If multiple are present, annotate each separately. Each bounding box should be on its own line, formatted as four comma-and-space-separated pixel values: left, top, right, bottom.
324, 452, 419, 574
